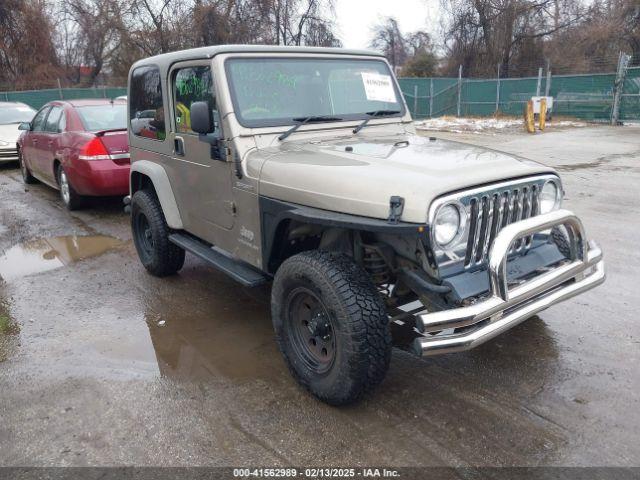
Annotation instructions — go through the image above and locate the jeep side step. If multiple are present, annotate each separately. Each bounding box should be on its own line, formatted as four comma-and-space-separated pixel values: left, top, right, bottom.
168, 233, 270, 287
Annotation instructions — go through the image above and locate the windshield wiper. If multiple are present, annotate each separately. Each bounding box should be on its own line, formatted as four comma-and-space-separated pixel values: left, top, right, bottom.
278, 115, 342, 141
352, 110, 401, 134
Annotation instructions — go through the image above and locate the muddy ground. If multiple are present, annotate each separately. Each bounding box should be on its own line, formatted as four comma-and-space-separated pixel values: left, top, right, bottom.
0, 124, 638, 467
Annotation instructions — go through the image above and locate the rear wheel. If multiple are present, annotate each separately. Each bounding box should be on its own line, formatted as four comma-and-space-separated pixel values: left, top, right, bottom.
272, 251, 392, 405
57, 165, 84, 210
18, 148, 36, 184
131, 189, 185, 277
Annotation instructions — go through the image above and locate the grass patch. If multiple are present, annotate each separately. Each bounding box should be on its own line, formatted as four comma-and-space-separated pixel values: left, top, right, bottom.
0, 312, 17, 335
0, 313, 10, 332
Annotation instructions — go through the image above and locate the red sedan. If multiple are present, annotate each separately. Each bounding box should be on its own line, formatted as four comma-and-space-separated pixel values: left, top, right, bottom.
17, 99, 129, 210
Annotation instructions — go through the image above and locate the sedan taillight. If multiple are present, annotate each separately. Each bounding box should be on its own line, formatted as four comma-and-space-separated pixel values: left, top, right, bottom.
78, 137, 111, 161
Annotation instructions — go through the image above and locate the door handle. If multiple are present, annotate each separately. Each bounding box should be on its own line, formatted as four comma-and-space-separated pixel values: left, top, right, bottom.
174, 136, 185, 156
48, 141, 54, 146
32, 139, 38, 144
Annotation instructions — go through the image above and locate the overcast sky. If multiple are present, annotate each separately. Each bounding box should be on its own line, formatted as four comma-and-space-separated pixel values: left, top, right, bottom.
334, 0, 440, 50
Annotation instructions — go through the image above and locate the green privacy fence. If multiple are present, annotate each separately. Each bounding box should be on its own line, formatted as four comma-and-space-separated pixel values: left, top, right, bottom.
399, 67, 640, 122
0, 87, 127, 109
2, 71, 639, 122
622, 67, 640, 121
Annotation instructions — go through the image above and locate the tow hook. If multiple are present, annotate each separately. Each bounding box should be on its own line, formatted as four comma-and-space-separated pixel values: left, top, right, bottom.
387, 196, 405, 224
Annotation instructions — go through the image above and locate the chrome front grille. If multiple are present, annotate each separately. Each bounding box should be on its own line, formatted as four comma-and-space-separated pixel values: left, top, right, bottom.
464, 184, 540, 267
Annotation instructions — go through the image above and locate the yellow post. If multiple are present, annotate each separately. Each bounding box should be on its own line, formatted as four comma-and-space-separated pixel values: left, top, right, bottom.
524, 100, 535, 133
539, 98, 547, 131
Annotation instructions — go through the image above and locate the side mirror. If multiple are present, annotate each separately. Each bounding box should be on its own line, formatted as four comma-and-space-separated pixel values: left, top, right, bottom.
191, 101, 214, 135
18, 122, 31, 131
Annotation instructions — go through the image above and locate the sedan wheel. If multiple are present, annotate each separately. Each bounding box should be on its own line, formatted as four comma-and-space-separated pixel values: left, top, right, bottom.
56, 165, 84, 210
59, 169, 71, 204
18, 150, 36, 184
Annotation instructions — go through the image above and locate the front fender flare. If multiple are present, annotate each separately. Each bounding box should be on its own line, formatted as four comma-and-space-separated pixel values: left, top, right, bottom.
130, 160, 183, 229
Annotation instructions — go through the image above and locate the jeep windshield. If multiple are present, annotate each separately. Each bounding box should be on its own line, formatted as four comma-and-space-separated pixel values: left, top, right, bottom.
225, 57, 405, 128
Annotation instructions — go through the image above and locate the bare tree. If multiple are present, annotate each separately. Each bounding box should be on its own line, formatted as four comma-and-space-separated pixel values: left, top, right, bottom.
401, 31, 437, 77
63, 0, 125, 86
0, 0, 61, 89
440, 0, 584, 77
619, 0, 640, 63
369, 17, 408, 70
271, 0, 340, 46
2, 0, 343, 90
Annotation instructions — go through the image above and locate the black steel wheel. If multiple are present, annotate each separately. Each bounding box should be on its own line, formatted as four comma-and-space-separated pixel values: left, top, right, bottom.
131, 189, 185, 277
134, 209, 154, 262
286, 287, 336, 375
272, 250, 392, 405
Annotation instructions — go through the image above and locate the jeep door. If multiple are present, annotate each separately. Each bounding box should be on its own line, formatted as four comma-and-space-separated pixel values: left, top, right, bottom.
168, 61, 235, 240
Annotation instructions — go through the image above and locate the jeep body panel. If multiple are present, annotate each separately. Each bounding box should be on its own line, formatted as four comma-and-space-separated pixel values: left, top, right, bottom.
130, 160, 183, 229
252, 133, 556, 224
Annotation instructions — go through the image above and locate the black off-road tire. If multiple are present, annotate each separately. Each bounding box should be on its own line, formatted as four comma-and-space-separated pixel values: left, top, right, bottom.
551, 226, 571, 258
131, 189, 185, 277
57, 164, 85, 210
18, 148, 36, 184
272, 250, 392, 405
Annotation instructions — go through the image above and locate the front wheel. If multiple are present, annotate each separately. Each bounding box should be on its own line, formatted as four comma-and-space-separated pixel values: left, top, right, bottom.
131, 189, 185, 277
271, 251, 392, 405
18, 148, 36, 184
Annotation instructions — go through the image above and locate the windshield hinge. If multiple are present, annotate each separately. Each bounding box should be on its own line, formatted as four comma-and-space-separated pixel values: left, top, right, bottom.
387, 196, 405, 224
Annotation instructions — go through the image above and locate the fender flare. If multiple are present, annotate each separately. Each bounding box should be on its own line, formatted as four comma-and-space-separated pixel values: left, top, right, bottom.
130, 160, 183, 229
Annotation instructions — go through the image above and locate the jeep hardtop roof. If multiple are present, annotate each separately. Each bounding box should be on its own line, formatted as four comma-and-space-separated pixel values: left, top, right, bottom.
131, 44, 386, 70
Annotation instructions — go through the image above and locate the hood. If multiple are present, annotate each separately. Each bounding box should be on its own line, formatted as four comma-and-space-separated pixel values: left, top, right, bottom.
0, 124, 20, 146
255, 133, 556, 224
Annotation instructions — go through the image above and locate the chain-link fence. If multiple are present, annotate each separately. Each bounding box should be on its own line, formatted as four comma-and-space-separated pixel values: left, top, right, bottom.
399, 56, 640, 123
0, 87, 127, 109
621, 64, 640, 122
2, 63, 638, 124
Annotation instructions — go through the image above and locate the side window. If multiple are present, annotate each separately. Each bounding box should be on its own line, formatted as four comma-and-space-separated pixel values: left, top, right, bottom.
44, 106, 63, 133
173, 66, 217, 135
58, 110, 66, 132
31, 107, 50, 132
130, 66, 165, 140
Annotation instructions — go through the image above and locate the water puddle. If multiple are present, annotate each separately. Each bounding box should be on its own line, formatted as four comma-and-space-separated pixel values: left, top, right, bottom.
556, 158, 608, 171
0, 235, 124, 282
143, 285, 286, 382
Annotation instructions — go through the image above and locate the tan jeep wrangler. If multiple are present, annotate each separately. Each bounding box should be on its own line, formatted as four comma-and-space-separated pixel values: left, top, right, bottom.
125, 45, 605, 405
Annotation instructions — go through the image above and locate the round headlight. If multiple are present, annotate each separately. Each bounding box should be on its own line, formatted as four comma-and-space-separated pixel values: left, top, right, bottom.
540, 180, 561, 214
434, 203, 463, 247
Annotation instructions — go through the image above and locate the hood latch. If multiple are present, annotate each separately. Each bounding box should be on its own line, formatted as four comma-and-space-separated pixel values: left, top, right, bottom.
387, 196, 405, 224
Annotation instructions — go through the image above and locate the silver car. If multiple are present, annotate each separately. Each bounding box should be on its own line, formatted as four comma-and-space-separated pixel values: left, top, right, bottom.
0, 102, 36, 163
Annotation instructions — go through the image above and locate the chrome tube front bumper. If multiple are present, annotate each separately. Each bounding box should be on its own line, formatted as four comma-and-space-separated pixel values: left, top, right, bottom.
413, 209, 605, 356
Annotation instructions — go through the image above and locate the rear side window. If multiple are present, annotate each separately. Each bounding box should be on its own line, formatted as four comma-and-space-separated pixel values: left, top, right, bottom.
173, 66, 217, 135
77, 104, 126, 131
44, 106, 63, 132
31, 107, 50, 132
130, 65, 165, 141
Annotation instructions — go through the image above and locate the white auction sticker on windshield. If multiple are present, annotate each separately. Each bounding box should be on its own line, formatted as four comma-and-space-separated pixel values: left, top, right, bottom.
361, 72, 397, 103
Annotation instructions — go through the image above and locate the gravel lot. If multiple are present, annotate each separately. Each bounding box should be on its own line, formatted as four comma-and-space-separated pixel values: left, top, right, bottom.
0, 123, 638, 467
